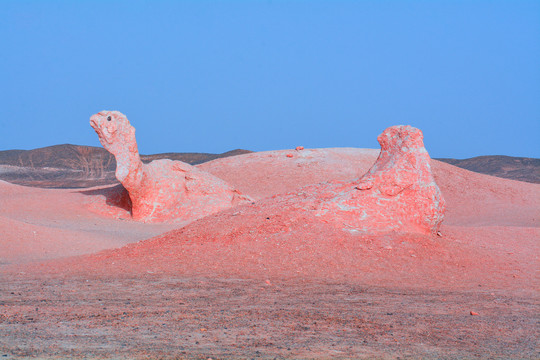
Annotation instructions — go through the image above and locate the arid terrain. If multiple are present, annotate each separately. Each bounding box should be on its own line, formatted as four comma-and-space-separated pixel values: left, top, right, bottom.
0, 147, 539, 359
1, 144, 538, 189
0, 145, 251, 188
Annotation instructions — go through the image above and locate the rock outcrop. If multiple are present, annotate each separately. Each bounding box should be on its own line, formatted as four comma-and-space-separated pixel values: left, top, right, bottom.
90, 111, 252, 222
314, 125, 446, 234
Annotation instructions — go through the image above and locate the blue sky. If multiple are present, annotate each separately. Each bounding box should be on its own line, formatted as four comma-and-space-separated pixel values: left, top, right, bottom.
1, 0, 539, 158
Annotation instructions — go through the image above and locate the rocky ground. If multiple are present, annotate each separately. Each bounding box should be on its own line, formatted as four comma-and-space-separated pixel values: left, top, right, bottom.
1, 274, 537, 359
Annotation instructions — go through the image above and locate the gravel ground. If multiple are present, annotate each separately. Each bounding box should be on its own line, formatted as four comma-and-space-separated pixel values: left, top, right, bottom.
1, 274, 538, 359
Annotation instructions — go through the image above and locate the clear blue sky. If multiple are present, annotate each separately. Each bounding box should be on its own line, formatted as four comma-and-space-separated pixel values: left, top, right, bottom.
1, 0, 539, 158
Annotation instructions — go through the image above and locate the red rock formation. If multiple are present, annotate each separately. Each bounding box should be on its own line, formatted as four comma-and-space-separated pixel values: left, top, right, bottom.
314, 125, 446, 234
89, 111, 251, 222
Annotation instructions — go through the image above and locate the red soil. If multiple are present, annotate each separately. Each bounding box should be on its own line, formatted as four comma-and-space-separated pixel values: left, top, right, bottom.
1, 148, 539, 358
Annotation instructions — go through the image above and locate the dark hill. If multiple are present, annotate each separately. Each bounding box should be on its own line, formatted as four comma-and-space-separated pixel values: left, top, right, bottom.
435, 155, 540, 184
0, 145, 537, 188
0, 145, 251, 188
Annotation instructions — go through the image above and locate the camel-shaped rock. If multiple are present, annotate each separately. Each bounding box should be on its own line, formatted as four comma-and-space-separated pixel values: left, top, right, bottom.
90, 110, 252, 222
313, 125, 446, 234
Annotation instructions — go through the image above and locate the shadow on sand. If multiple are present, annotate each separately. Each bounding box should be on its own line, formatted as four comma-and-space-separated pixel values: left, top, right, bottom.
78, 184, 132, 213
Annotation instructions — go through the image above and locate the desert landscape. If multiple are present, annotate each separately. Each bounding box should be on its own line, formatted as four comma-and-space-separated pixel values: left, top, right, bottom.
1, 128, 539, 358
2, 0, 539, 358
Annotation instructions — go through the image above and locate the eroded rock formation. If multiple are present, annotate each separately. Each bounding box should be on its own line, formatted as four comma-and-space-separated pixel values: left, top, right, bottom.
314, 125, 446, 234
90, 111, 252, 222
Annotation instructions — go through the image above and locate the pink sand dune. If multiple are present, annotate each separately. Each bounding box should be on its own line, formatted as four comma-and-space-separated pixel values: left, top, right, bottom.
2, 148, 537, 295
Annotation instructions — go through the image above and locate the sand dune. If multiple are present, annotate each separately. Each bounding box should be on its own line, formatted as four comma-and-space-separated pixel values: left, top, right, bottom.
1, 148, 537, 292
1, 148, 379, 265
0, 180, 179, 264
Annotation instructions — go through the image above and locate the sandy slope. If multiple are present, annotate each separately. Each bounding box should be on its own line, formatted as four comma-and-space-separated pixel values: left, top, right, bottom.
0, 148, 379, 265
0, 180, 179, 264
1, 148, 536, 290
199, 148, 380, 200
200, 148, 539, 227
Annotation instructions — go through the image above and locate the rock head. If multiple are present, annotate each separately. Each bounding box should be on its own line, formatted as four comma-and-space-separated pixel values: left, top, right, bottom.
90, 111, 252, 222
314, 125, 446, 234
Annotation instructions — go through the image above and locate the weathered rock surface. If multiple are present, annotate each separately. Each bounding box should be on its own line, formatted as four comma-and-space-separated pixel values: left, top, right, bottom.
90, 111, 252, 222
313, 125, 446, 234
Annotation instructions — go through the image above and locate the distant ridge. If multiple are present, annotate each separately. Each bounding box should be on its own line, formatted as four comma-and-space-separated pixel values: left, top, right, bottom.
435, 155, 540, 184
0, 145, 538, 188
0, 144, 251, 188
